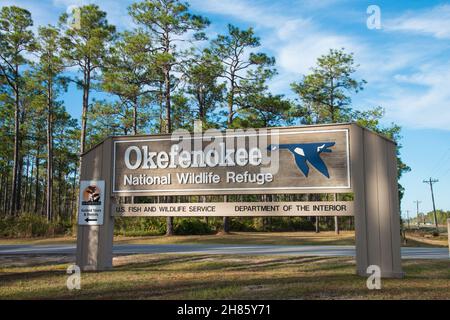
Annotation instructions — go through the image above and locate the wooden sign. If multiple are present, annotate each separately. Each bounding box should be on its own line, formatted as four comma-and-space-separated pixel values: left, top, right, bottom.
112, 127, 350, 195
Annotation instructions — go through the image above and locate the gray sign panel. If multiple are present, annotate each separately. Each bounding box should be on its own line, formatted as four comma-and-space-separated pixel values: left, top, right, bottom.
112, 201, 355, 217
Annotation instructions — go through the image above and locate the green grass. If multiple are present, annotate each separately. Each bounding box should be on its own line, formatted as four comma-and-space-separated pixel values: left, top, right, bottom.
0, 231, 356, 246
115, 231, 357, 246
0, 254, 449, 299
404, 230, 448, 247
0, 230, 447, 247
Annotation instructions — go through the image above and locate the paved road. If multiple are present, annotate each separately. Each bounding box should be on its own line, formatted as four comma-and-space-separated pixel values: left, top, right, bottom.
0, 244, 448, 259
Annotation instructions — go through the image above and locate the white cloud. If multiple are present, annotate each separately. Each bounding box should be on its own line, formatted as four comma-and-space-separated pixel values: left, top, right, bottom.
189, 0, 281, 28
379, 63, 450, 129
385, 4, 450, 39
4, 0, 450, 130
277, 33, 358, 76
195, 0, 450, 130
1, 0, 58, 31
298, 0, 345, 9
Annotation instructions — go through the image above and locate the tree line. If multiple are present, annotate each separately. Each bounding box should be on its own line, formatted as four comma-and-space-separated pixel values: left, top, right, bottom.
0, 1, 410, 235
408, 210, 450, 227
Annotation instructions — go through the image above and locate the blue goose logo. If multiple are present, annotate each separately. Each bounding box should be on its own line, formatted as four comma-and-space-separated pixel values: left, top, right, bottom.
267, 142, 335, 178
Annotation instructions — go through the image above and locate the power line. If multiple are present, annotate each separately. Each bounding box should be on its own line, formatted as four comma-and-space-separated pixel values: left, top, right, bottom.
429, 147, 450, 177
440, 165, 450, 179
423, 178, 439, 234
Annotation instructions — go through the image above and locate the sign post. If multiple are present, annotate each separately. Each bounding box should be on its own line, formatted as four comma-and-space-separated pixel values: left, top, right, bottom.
76, 123, 404, 277
76, 139, 114, 271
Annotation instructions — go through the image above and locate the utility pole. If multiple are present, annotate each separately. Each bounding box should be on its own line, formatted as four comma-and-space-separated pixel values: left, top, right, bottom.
423, 178, 439, 234
414, 200, 421, 228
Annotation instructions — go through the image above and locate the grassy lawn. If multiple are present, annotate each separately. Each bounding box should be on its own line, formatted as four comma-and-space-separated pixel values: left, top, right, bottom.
0, 230, 447, 247
115, 231, 357, 246
0, 231, 355, 246
404, 230, 449, 247
0, 253, 449, 299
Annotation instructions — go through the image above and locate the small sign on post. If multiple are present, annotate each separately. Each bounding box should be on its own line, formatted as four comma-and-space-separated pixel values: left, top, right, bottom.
78, 180, 105, 226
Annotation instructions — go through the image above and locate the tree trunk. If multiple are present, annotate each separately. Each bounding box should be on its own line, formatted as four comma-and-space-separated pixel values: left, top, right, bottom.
197, 89, 205, 123
164, 68, 171, 133
334, 193, 339, 234
70, 171, 77, 223
75, 66, 91, 227
163, 32, 174, 236
315, 216, 320, 233
222, 82, 235, 233
3, 174, 9, 214
158, 83, 164, 132
227, 82, 234, 127
335, 216, 339, 234
166, 216, 174, 236
164, 72, 174, 235
46, 82, 53, 222
16, 144, 24, 214
223, 216, 230, 233
27, 160, 34, 213
58, 162, 62, 221
22, 156, 30, 213
40, 184, 46, 216
34, 148, 40, 214
223, 195, 230, 233
133, 97, 138, 135
0, 172, 4, 214
79, 67, 91, 163
10, 79, 20, 216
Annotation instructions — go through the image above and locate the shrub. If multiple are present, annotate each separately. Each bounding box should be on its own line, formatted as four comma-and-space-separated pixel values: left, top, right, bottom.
174, 218, 213, 235
230, 218, 257, 232
0, 214, 72, 238
114, 217, 166, 236
260, 217, 315, 232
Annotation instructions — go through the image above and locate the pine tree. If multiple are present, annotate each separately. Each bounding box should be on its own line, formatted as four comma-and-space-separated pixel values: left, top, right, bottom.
59, 4, 116, 160
34, 25, 67, 221
211, 24, 275, 233
129, 0, 209, 235
0, 6, 36, 215
102, 30, 157, 135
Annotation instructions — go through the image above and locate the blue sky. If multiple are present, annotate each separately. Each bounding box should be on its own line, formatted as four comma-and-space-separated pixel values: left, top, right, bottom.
3, 0, 450, 217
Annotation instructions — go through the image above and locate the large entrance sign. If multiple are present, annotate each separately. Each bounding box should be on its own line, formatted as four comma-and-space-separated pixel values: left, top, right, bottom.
76, 123, 403, 278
